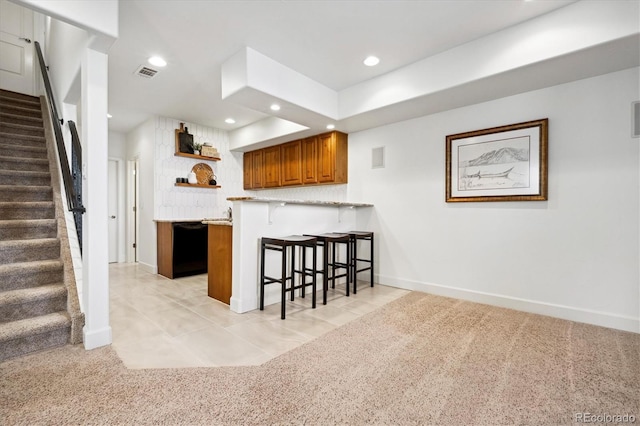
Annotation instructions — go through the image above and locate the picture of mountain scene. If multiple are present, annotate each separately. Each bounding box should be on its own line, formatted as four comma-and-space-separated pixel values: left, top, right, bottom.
457, 136, 530, 191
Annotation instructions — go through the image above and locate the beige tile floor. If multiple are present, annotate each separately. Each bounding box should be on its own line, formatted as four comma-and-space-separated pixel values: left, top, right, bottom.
109, 263, 409, 369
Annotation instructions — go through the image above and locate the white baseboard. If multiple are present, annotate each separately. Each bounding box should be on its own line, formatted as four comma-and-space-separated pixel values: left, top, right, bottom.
83, 325, 113, 349
138, 261, 157, 275
378, 274, 639, 334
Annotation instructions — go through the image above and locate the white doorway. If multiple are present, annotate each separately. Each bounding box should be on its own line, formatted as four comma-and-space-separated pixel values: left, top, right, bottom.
0, 0, 35, 95
108, 159, 119, 263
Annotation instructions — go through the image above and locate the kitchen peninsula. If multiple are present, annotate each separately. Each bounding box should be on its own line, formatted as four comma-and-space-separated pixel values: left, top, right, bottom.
227, 196, 373, 314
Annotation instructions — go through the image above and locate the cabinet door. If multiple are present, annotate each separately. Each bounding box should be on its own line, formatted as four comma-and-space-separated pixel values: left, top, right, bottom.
263, 146, 281, 187
243, 152, 253, 189
317, 132, 336, 183
251, 150, 264, 188
302, 136, 318, 184
281, 140, 302, 186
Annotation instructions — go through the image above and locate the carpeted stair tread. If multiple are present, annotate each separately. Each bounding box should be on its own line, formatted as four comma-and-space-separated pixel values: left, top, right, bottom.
0, 155, 49, 172
0, 201, 55, 220
0, 284, 67, 323
0, 90, 39, 103
0, 132, 45, 146
0, 185, 52, 202
0, 218, 57, 240
0, 260, 63, 292
0, 122, 44, 137
0, 170, 50, 186
0, 311, 69, 345
0, 112, 43, 127
0, 143, 47, 158
0, 103, 42, 117
0, 238, 60, 264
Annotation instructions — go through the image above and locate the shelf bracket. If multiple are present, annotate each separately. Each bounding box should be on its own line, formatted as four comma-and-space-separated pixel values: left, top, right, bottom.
337, 205, 354, 223
268, 202, 286, 224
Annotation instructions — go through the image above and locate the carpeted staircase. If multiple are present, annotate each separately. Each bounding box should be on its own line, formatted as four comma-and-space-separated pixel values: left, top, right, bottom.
0, 89, 82, 362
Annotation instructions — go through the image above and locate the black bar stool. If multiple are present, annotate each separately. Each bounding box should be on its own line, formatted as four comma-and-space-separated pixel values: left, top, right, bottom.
260, 235, 317, 319
347, 231, 374, 294
304, 232, 351, 305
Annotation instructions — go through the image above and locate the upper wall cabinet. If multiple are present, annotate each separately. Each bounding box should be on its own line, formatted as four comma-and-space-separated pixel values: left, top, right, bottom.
243, 131, 348, 190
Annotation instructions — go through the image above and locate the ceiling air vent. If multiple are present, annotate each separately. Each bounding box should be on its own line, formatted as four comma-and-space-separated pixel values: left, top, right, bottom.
134, 65, 159, 79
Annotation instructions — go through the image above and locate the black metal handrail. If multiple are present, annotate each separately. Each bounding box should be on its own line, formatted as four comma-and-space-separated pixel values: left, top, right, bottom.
34, 41, 85, 251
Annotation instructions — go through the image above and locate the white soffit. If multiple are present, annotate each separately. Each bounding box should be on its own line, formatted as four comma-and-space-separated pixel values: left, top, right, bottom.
224, 0, 640, 150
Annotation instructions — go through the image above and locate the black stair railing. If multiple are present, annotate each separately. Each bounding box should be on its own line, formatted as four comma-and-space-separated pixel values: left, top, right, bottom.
34, 41, 86, 252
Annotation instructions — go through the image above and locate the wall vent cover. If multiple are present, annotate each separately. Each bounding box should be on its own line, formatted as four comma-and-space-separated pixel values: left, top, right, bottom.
372, 146, 385, 169
134, 65, 159, 79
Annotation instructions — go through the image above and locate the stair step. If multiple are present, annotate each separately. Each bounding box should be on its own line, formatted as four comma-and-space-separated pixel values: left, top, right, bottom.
0, 102, 42, 118
0, 185, 52, 202
0, 201, 54, 220
0, 155, 49, 173
0, 312, 70, 362
0, 132, 45, 148
0, 260, 64, 292
0, 122, 44, 137
0, 112, 43, 127
0, 238, 60, 264
0, 169, 50, 186
0, 218, 57, 240
0, 284, 67, 323
0, 142, 47, 159
0, 90, 39, 104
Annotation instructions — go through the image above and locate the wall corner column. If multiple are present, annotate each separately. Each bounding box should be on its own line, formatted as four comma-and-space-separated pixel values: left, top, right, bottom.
81, 47, 112, 349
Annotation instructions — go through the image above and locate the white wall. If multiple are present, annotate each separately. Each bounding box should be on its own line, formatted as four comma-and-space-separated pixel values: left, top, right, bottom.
347, 68, 640, 332
45, 18, 90, 106
125, 118, 156, 272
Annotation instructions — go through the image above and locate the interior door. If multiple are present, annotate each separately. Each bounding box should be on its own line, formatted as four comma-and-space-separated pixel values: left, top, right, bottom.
108, 159, 118, 263
0, 0, 34, 95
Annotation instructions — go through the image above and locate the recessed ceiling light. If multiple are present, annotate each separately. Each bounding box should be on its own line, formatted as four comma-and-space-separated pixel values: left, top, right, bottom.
270, 104, 281, 111
326, 124, 335, 130
363, 56, 380, 67
107, 113, 112, 119
148, 56, 167, 67
225, 118, 236, 124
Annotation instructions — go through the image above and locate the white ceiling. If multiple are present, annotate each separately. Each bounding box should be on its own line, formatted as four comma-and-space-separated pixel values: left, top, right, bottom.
106, 0, 637, 147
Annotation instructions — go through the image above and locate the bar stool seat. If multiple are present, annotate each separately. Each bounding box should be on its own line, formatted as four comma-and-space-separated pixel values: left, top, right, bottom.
346, 231, 374, 294
304, 232, 351, 305
260, 235, 317, 319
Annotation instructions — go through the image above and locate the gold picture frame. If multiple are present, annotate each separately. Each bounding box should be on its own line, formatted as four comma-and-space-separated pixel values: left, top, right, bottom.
446, 118, 548, 202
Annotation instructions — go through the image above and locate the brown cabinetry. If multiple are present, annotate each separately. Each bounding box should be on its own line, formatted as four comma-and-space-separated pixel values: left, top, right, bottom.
301, 136, 318, 184
281, 140, 302, 186
263, 146, 281, 187
207, 224, 232, 305
242, 131, 347, 190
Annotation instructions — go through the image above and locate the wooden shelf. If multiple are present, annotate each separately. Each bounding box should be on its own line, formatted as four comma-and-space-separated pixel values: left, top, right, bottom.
175, 152, 220, 161
175, 183, 221, 189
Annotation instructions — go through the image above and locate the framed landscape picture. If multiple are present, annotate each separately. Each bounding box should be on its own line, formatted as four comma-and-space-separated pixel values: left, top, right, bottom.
445, 118, 548, 202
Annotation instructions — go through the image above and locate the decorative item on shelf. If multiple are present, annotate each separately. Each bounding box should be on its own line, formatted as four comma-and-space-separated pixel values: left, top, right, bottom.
209, 174, 217, 186
187, 171, 198, 184
176, 123, 194, 154
191, 162, 214, 185
192, 142, 203, 156
201, 145, 219, 158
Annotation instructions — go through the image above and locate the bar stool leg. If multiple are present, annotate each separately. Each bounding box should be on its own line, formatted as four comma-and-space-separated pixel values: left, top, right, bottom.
281, 245, 287, 319
352, 236, 357, 294
260, 241, 266, 310
370, 234, 375, 287
322, 242, 328, 305
311, 244, 317, 308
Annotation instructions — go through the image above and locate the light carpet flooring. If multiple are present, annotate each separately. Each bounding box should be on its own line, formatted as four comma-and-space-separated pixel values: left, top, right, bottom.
109, 262, 409, 369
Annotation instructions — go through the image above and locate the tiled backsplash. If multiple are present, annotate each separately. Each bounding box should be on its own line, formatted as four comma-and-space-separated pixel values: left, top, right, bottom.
154, 116, 350, 220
